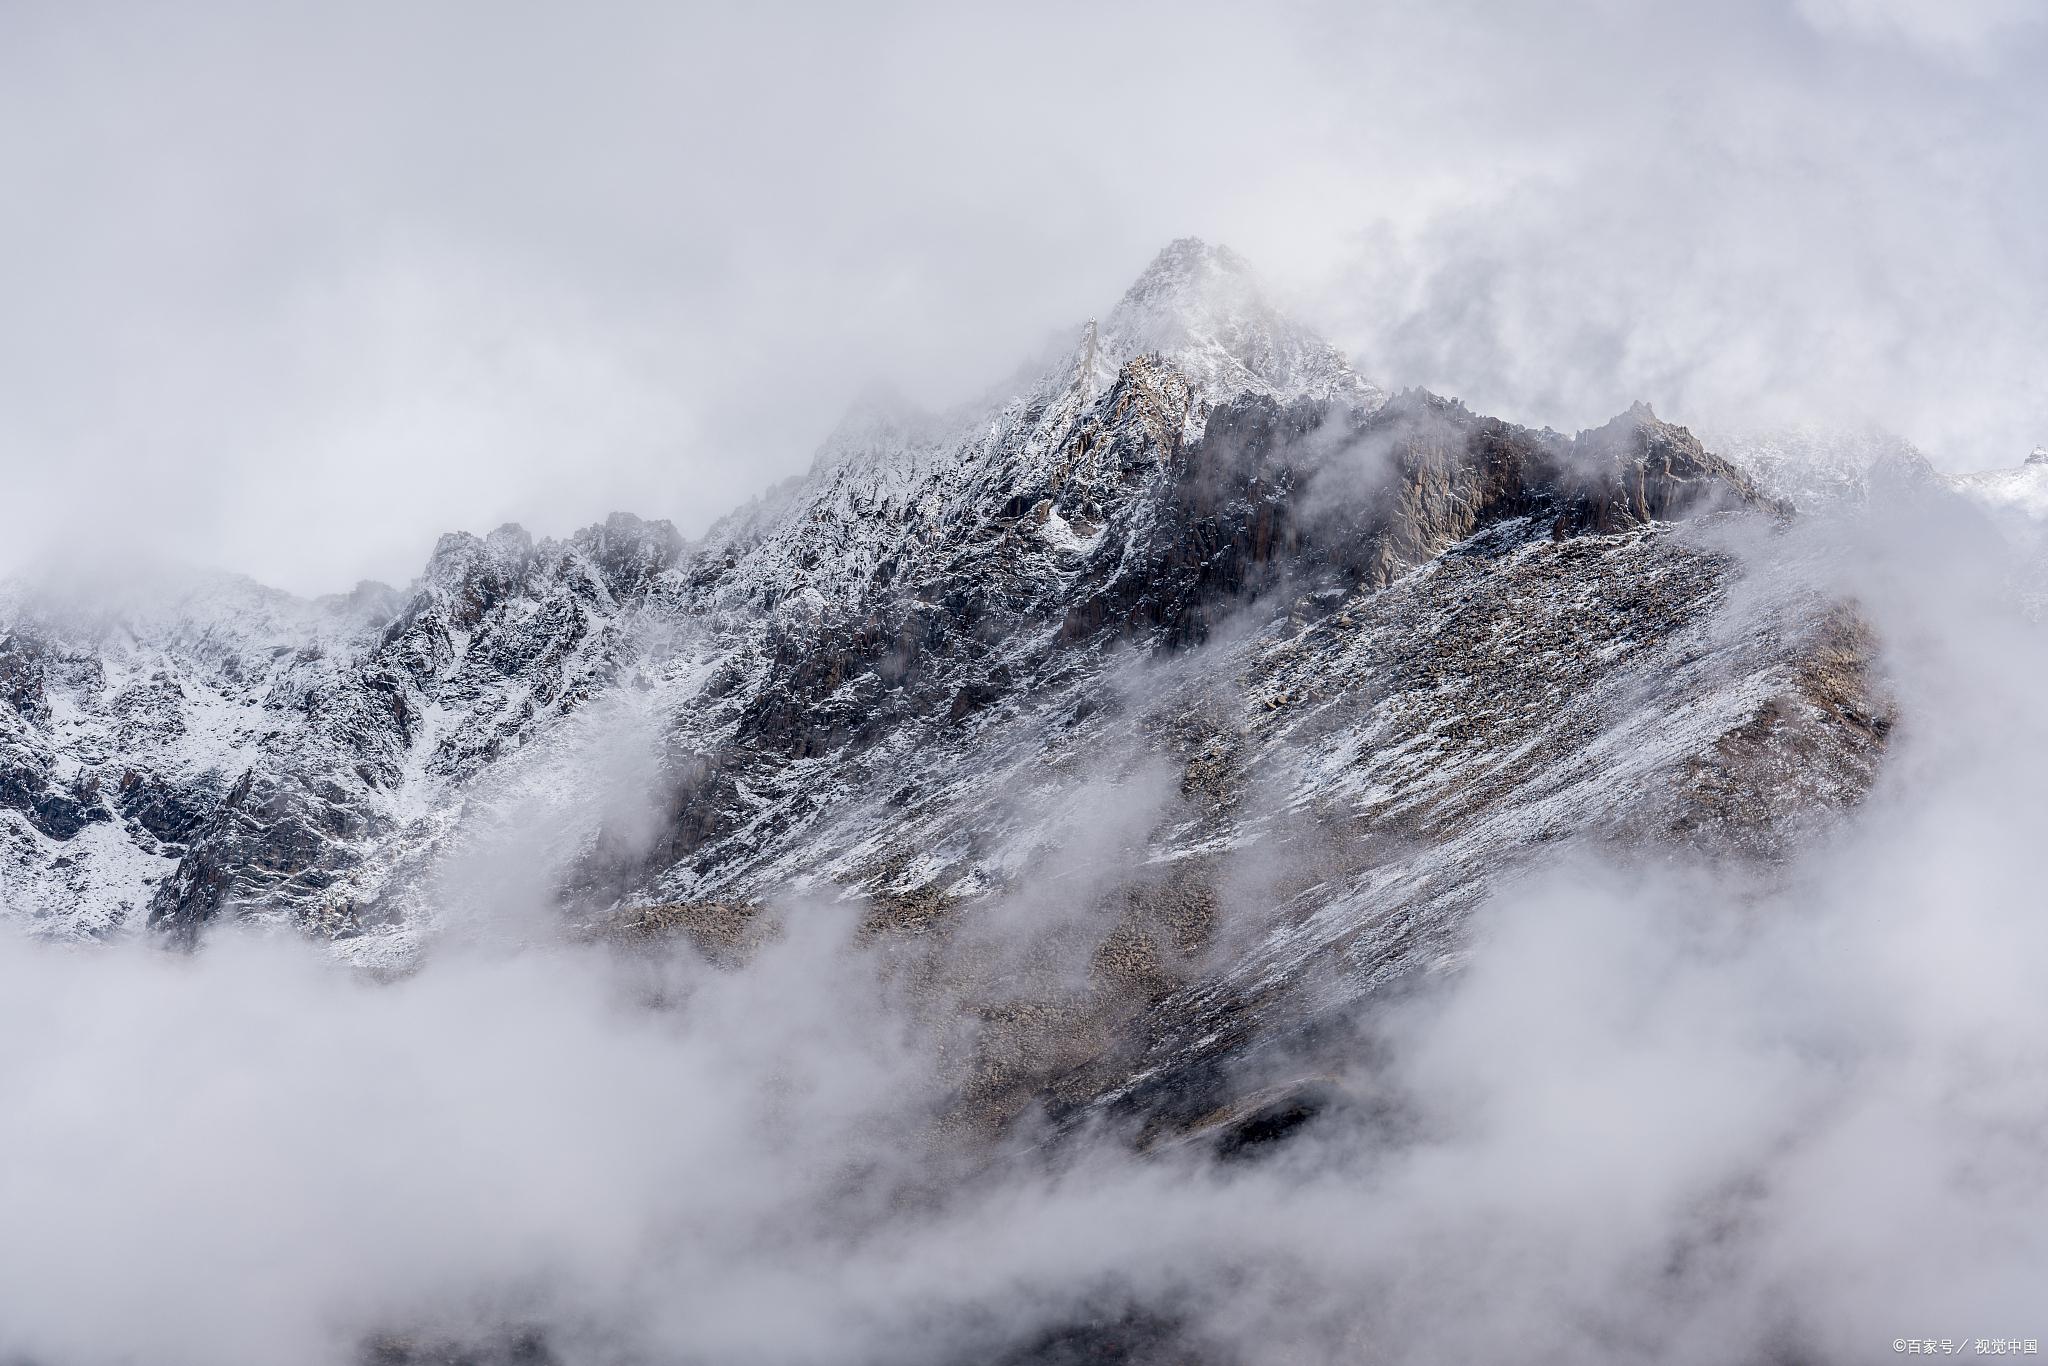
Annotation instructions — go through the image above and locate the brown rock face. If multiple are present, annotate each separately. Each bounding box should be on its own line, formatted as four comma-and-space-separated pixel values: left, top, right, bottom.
1062, 390, 1777, 649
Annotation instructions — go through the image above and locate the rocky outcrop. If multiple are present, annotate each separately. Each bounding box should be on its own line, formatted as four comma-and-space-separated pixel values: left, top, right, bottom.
1055, 390, 1773, 649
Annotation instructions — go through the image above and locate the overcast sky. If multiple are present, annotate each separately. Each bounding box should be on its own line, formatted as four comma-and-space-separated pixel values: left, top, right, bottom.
3, 0, 2044, 594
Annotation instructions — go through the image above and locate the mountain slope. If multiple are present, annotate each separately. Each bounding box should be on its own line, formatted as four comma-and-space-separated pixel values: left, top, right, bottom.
0, 242, 1891, 1137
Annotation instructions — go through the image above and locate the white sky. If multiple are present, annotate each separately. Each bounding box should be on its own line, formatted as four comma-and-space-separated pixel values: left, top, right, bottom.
3, 0, 2044, 593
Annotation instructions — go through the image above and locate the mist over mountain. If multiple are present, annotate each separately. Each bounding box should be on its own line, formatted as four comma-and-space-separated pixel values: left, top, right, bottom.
0, 241, 1864, 958
6, 229, 2047, 1365
9, 0, 2048, 596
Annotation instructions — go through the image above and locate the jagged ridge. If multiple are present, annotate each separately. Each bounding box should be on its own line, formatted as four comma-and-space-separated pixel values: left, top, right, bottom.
0, 243, 1888, 1143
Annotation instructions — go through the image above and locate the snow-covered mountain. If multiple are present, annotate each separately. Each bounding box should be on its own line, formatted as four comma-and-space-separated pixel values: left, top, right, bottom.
1713, 424, 2048, 525
1706, 423, 1936, 510
1, 239, 1890, 1133
1953, 446, 2048, 520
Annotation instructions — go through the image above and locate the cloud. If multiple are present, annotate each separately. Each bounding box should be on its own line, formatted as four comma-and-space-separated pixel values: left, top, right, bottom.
4, 12, 2048, 1358
4, 477, 2048, 1364
5, 0, 2046, 593
1793, 0, 2048, 60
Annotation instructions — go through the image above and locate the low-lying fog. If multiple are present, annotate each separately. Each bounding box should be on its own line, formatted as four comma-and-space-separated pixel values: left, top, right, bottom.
3, 477, 2044, 1366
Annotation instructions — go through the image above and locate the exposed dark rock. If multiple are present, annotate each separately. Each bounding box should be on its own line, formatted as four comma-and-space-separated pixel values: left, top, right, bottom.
0, 631, 51, 726
115, 767, 219, 848
0, 761, 109, 841
361, 1328, 556, 1366
979, 1310, 1199, 1366
1208, 1079, 1338, 1162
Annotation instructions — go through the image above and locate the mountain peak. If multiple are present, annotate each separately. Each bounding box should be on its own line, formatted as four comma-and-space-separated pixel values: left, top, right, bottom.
788, 240, 1382, 500
2027, 446, 2048, 467
1103, 237, 1264, 343
1090, 238, 1383, 415
1119, 237, 1255, 300
1578, 400, 1675, 446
